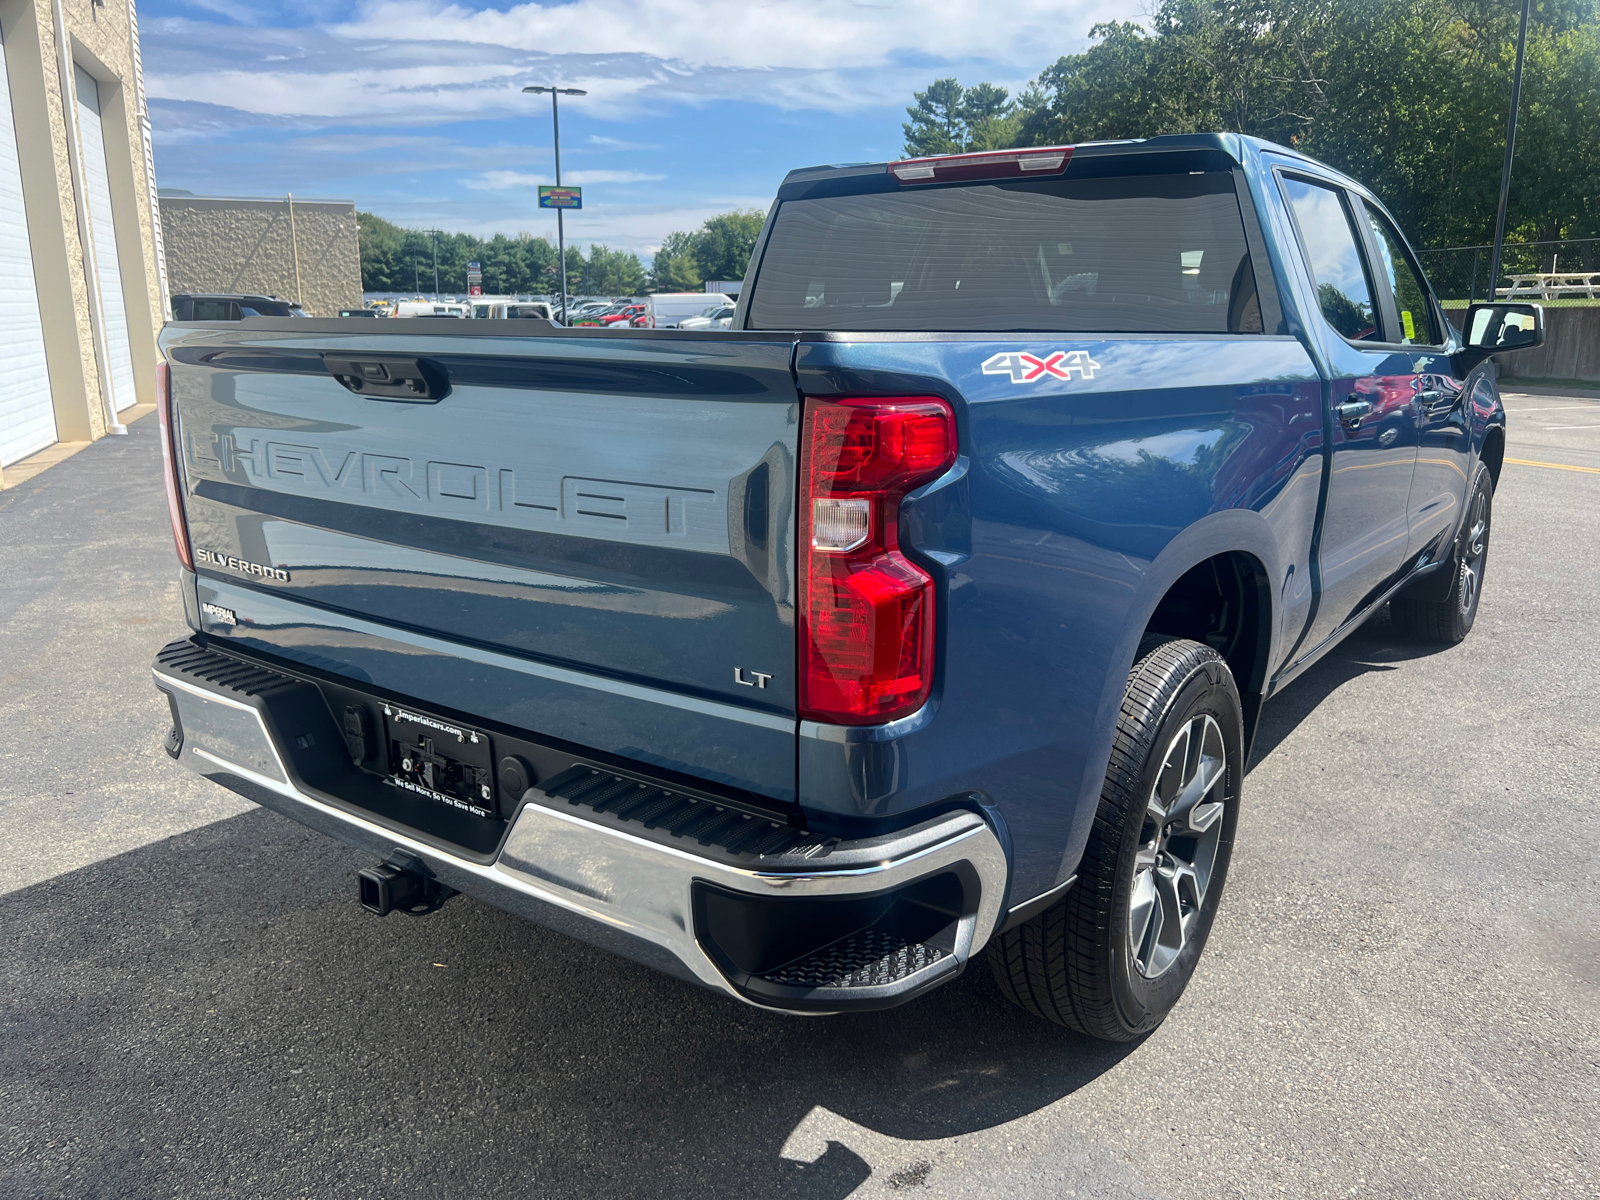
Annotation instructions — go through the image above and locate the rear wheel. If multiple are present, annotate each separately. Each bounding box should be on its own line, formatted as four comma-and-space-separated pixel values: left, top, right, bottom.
987, 635, 1242, 1040
1391, 461, 1493, 645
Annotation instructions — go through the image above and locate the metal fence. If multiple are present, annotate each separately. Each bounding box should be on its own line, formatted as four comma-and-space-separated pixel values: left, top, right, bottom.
1418, 238, 1600, 304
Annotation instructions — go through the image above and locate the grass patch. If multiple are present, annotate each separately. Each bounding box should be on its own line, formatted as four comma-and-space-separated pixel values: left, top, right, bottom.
1441, 298, 1600, 309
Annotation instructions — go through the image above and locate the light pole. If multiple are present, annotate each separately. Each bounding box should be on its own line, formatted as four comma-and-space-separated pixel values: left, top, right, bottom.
424, 229, 443, 299
1488, 0, 1531, 301
523, 85, 586, 319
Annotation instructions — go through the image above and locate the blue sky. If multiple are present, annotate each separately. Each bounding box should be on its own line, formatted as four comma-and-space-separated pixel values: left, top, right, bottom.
141, 0, 1141, 261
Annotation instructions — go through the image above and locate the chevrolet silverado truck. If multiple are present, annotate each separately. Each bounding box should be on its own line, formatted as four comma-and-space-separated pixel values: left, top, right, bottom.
151, 135, 1543, 1040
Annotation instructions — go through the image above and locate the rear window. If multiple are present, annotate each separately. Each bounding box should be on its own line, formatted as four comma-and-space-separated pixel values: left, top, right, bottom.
747, 172, 1263, 334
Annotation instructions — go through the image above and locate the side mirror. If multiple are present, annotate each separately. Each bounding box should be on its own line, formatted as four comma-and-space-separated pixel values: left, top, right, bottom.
1456, 302, 1544, 369
1468, 302, 1543, 350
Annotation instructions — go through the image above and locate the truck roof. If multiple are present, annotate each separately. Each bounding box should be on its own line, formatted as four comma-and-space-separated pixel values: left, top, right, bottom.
776, 133, 1343, 199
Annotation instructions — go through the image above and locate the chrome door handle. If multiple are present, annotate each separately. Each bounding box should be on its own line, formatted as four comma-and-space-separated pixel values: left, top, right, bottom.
1336, 399, 1373, 428
1417, 389, 1443, 406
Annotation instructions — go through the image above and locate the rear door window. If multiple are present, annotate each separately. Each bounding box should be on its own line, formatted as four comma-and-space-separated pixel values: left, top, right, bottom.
1280, 176, 1380, 342
192, 299, 238, 321
747, 172, 1263, 333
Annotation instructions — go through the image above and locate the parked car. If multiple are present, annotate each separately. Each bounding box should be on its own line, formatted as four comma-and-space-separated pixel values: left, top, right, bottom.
338, 308, 383, 318
171, 293, 306, 320
677, 301, 736, 331
572, 303, 646, 327
152, 134, 1542, 1039
601, 304, 648, 326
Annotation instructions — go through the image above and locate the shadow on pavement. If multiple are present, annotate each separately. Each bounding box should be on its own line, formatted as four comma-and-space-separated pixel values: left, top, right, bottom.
1, 804, 1137, 1199
1248, 605, 1451, 770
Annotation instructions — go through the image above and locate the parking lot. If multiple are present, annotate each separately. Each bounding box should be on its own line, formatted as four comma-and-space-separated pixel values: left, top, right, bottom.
2, 390, 1596, 1199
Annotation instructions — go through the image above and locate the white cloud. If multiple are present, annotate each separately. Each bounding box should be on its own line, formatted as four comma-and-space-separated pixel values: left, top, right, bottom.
335, 0, 1130, 72
589, 135, 660, 151
463, 168, 664, 190
145, 1, 1134, 124
564, 169, 667, 184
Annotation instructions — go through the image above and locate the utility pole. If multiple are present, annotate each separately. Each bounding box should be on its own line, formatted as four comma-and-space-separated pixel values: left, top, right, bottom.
523, 85, 587, 319
1488, 0, 1531, 302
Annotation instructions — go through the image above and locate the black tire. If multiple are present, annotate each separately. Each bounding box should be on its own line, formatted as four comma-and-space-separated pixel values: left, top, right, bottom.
987, 635, 1243, 1041
1391, 462, 1493, 645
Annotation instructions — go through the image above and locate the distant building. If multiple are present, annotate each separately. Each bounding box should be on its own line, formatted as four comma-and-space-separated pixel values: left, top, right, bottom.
158, 192, 363, 321
0, 0, 167, 474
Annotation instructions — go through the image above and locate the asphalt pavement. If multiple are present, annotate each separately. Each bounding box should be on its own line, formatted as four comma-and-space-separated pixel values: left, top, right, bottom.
2, 394, 1597, 1199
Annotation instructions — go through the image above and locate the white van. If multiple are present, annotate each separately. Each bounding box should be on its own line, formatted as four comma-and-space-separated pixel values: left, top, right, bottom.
470, 300, 553, 320
391, 301, 468, 318
646, 292, 729, 329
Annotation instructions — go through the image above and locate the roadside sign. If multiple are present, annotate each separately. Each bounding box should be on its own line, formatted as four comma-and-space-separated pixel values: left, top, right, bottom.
538, 186, 582, 210
467, 261, 482, 296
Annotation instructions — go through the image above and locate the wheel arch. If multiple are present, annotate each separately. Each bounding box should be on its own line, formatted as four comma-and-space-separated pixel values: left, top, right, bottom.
1480, 422, 1506, 490
1103, 511, 1283, 773
1141, 550, 1274, 756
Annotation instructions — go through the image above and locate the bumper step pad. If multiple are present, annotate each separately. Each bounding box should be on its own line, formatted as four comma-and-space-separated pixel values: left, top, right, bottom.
540, 765, 831, 860
760, 930, 947, 989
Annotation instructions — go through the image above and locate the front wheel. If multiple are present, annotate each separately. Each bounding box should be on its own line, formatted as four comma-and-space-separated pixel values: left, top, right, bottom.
988, 635, 1243, 1041
1391, 461, 1493, 645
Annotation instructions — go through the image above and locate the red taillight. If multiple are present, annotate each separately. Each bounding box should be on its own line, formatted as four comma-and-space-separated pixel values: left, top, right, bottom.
888, 146, 1073, 185
800, 397, 956, 724
156, 359, 193, 571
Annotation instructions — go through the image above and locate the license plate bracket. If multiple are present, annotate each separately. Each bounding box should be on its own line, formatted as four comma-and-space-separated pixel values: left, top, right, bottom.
382, 702, 496, 819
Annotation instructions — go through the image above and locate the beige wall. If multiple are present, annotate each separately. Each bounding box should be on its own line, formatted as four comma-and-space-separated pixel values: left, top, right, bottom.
160, 195, 363, 318
1500, 307, 1600, 384
0, 0, 164, 481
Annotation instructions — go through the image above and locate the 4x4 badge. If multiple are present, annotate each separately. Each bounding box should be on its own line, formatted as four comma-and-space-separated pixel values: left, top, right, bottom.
981, 350, 1101, 384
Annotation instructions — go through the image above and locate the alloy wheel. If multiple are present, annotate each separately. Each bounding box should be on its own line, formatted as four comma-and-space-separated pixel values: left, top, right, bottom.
1128, 713, 1228, 979
1459, 488, 1489, 616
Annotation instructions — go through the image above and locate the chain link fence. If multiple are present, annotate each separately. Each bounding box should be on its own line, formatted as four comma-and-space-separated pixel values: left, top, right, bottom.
1418, 238, 1600, 305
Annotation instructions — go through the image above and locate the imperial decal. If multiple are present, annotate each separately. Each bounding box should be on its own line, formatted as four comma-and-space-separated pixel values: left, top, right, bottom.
981, 350, 1102, 384
200, 602, 237, 626
195, 549, 291, 582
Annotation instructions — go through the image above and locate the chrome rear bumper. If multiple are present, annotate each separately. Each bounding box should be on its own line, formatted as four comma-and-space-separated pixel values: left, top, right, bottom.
153, 652, 1009, 1013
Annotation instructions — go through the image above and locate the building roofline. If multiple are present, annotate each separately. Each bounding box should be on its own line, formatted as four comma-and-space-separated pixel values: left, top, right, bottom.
157, 192, 356, 206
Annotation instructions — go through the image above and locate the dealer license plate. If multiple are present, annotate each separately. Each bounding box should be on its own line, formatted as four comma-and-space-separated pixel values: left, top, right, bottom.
381, 702, 496, 819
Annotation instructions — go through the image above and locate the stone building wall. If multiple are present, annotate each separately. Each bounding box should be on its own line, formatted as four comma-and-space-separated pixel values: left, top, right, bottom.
159, 195, 363, 318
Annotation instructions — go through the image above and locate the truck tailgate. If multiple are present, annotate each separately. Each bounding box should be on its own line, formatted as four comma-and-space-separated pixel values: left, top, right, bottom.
165, 327, 799, 801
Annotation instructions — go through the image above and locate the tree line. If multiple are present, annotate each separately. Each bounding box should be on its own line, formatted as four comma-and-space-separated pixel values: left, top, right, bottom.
902, 0, 1600, 249
357, 208, 767, 296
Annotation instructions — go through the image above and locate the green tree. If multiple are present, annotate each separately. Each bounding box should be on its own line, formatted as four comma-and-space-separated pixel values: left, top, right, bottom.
903, 78, 1020, 155
585, 244, 648, 294
910, 0, 1600, 250
650, 230, 702, 291
646, 210, 767, 291
903, 78, 969, 156
692, 210, 766, 282
962, 82, 1022, 150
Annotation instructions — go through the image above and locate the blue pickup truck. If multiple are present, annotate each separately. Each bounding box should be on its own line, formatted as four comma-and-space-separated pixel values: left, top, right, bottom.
152, 134, 1543, 1041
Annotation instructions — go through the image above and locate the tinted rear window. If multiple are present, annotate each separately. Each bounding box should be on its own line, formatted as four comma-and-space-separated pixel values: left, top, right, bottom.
747, 172, 1262, 334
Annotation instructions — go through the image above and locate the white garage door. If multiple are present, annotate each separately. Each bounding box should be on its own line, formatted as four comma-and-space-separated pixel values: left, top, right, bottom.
74, 65, 137, 414
0, 21, 57, 467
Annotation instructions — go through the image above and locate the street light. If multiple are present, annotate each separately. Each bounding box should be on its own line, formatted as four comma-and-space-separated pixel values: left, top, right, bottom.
523, 85, 587, 320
